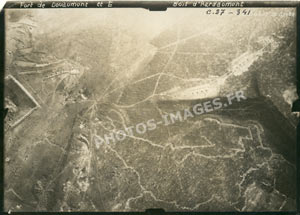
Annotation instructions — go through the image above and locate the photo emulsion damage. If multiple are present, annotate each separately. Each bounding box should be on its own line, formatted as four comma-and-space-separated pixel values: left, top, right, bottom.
3, 8, 297, 212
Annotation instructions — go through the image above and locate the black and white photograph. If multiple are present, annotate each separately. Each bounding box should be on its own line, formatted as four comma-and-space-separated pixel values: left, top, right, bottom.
1, 3, 298, 213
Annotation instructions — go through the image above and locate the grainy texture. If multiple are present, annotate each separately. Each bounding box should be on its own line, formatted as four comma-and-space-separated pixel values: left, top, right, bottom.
4, 8, 297, 212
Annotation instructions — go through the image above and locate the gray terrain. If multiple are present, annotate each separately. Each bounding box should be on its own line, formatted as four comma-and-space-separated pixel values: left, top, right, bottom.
4, 8, 297, 212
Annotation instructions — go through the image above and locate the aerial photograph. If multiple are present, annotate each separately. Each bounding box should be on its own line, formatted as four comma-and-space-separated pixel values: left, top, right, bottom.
4, 8, 297, 212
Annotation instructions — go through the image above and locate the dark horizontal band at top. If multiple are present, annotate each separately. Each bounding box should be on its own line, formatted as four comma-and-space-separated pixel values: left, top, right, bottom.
3, 1, 300, 10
